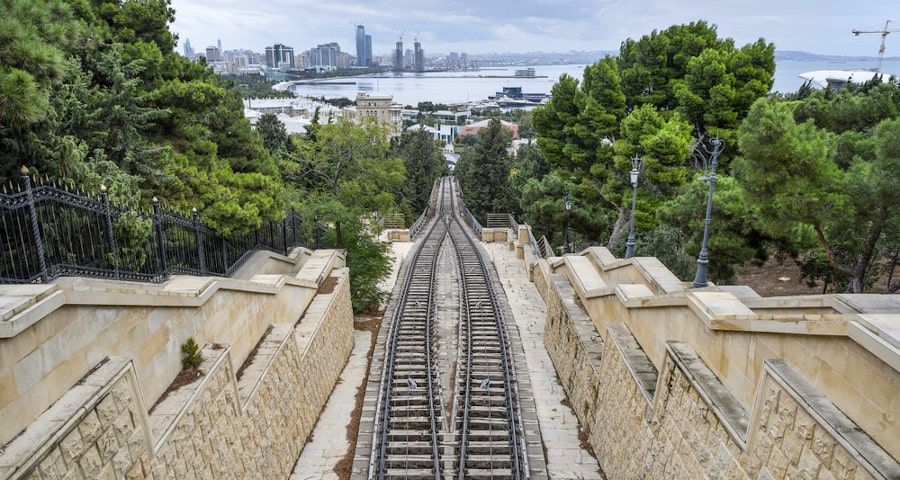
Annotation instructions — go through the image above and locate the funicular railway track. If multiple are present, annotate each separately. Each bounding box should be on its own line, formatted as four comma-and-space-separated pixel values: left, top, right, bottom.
369, 177, 527, 479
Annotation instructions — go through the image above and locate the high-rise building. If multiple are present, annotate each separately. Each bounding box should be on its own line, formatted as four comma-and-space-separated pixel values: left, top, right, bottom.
217, 38, 222, 55
460, 52, 469, 69
265, 44, 295, 69
414, 41, 424, 73
404, 49, 414, 68
393, 40, 403, 72
296, 51, 310, 69
447, 51, 459, 69
364, 35, 373, 67
310, 43, 341, 67
355, 25, 367, 67
183, 39, 195, 59
205, 46, 220, 62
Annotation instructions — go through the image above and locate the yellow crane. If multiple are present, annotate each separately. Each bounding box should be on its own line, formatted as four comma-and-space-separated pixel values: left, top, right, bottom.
852, 19, 899, 73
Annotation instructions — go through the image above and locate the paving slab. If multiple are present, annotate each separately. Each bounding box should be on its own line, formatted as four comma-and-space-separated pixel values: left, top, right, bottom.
485, 243, 605, 479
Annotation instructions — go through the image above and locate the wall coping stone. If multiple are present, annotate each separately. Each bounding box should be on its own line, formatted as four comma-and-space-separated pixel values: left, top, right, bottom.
663, 341, 750, 444
0, 358, 151, 479
562, 255, 608, 299
606, 323, 657, 404
0, 249, 340, 339
236, 324, 293, 405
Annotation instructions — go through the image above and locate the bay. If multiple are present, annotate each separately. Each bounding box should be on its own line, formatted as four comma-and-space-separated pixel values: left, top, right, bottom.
289, 60, 900, 106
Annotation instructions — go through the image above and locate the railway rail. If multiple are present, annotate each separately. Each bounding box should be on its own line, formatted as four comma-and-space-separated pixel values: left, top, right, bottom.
369, 177, 528, 479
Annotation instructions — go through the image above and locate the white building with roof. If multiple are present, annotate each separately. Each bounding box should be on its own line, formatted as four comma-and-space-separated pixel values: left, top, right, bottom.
799, 70, 891, 89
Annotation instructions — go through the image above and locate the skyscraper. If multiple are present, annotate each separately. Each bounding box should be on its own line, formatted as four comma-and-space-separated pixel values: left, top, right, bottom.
205, 46, 220, 62
414, 40, 424, 73
393, 40, 403, 72
365, 34, 373, 67
355, 25, 367, 67
265, 44, 295, 69
217, 38, 222, 55
183, 39, 195, 59
310, 43, 341, 67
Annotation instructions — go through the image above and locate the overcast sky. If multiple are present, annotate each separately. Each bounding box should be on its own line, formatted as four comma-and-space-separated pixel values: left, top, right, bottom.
170, 0, 894, 57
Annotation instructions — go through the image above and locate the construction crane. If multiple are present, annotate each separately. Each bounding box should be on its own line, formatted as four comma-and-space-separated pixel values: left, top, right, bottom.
852, 20, 899, 73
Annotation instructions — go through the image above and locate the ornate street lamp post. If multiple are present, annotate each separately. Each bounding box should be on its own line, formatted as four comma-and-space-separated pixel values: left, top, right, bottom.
692, 137, 724, 288
624, 155, 644, 259
563, 193, 572, 255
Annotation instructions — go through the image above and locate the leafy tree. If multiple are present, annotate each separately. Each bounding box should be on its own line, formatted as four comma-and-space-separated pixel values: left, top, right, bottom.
222, 74, 293, 99
455, 119, 515, 219
733, 96, 900, 293
672, 39, 775, 148
618, 20, 774, 166
618, 21, 725, 110
0, 0, 281, 234
285, 119, 405, 311
398, 128, 447, 215
531, 57, 627, 244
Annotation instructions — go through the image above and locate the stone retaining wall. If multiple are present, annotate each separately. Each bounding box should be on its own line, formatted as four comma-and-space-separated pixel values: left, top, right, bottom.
542, 270, 899, 480
0, 269, 354, 480
0, 249, 344, 447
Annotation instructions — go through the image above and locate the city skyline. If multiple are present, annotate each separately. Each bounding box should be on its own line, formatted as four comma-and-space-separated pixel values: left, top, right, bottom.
170, 0, 892, 57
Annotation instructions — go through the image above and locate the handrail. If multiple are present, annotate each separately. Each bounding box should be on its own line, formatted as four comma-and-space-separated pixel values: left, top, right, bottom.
527, 226, 541, 257
409, 208, 428, 238
539, 236, 555, 258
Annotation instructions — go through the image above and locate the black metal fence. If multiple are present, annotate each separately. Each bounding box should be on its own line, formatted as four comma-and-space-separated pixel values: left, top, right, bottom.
1, 170, 327, 284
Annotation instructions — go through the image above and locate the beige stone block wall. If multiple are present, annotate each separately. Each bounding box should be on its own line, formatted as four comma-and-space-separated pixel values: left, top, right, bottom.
0, 270, 354, 480
385, 229, 411, 242
480, 228, 508, 243
542, 271, 899, 480
0, 250, 346, 447
544, 250, 900, 458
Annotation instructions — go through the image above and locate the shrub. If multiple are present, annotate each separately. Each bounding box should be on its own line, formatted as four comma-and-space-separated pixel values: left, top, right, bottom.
181, 337, 202, 370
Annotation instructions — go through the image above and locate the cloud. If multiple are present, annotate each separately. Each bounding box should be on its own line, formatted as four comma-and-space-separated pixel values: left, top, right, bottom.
170, 0, 889, 56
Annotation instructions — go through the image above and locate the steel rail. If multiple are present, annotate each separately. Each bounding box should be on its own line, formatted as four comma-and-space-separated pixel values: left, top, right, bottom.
370, 178, 449, 479
447, 177, 525, 479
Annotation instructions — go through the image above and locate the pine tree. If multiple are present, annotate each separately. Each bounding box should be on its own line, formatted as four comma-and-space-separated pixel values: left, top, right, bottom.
455, 119, 514, 219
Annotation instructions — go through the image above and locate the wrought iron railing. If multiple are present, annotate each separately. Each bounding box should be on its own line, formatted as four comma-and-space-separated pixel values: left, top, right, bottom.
0, 169, 327, 284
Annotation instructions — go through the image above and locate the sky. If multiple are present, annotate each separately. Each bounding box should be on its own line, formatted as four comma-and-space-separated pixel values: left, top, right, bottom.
170, 0, 895, 57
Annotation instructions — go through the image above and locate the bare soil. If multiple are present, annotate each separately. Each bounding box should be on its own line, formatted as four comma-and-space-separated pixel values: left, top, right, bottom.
318, 275, 339, 294
149, 368, 204, 414
734, 257, 898, 296
334, 314, 384, 480
236, 325, 273, 380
